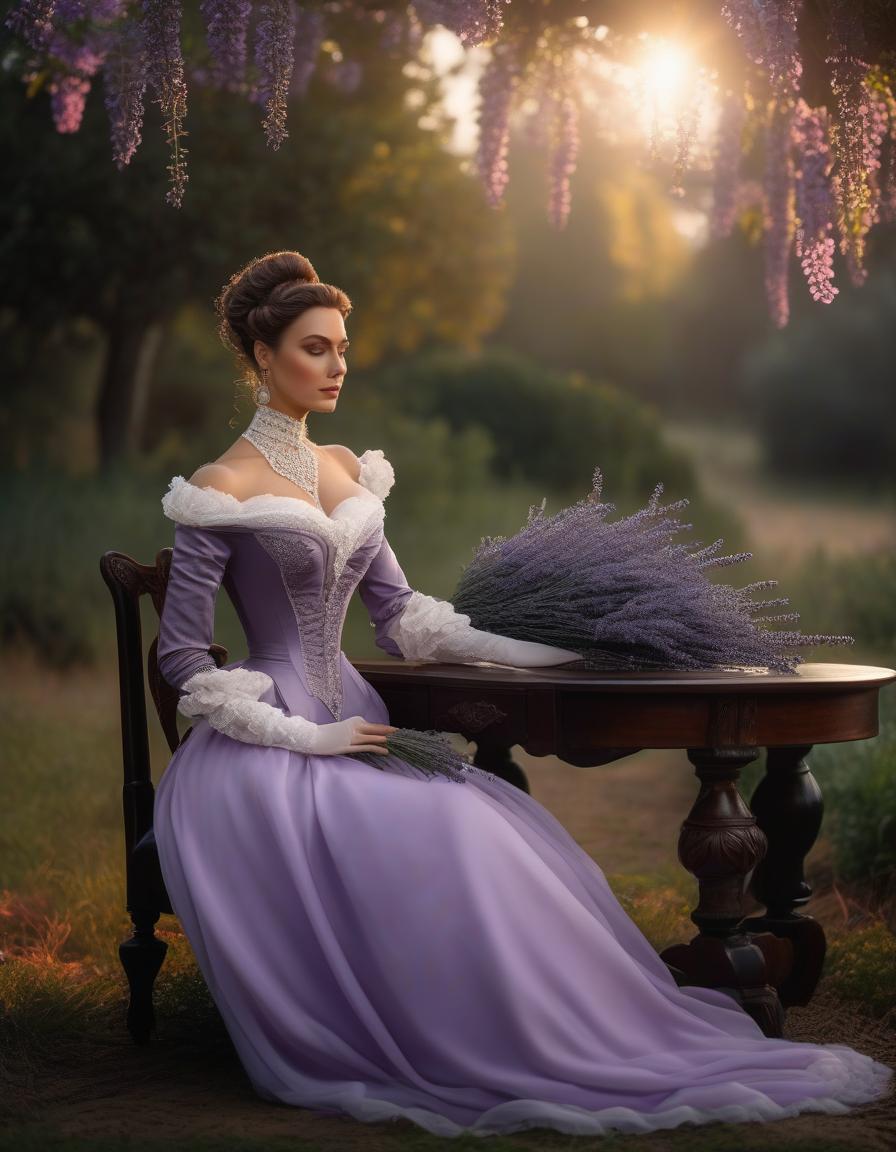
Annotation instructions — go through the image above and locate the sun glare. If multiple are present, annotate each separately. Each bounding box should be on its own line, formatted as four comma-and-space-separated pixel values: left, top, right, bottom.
641, 38, 691, 102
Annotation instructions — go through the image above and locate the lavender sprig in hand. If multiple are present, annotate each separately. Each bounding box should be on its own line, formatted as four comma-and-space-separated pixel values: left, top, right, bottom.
350, 728, 497, 784
450, 466, 854, 675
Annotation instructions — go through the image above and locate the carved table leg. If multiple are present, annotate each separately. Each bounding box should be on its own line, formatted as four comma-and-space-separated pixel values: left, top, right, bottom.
739, 744, 826, 1009
473, 742, 530, 793
659, 747, 793, 1038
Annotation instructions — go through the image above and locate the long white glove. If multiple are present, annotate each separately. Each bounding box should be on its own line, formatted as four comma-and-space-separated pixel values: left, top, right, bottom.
178, 667, 394, 755
384, 592, 582, 667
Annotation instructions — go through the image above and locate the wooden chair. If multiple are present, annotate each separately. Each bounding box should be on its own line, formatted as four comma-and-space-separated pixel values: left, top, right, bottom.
100, 545, 228, 1045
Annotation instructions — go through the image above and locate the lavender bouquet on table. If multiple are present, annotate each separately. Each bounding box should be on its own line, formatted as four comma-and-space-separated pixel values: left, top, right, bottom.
351, 728, 497, 784
450, 466, 854, 675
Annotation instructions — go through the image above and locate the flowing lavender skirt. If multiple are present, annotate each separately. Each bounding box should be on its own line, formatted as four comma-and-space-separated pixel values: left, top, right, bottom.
154, 694, 893, 1137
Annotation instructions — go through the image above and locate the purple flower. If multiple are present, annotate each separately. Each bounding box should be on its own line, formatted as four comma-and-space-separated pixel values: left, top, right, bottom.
763, 103, 796, 328
102, 16, 147, 167
451, 465, 854, 674
475, 38, 521, 209
722, 0, 803, 99
412, 0, 509, 48
826, 1, 878, 287
200, 0, 252, 91
792, 99, 838, 304
49, 71, 91, 131
547, 90, 579, 229
141, 0, 189, 206
254, 0, 296, 149
5, 0, 58, 52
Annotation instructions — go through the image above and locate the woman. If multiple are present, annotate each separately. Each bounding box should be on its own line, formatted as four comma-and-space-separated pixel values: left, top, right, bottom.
154, 250, 892, 1137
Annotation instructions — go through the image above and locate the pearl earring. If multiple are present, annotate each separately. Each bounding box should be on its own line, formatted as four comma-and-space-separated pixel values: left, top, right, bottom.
255, 367, 271, 406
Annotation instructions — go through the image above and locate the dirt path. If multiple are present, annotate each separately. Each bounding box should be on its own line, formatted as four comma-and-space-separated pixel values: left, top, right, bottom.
663, 419, 896, 562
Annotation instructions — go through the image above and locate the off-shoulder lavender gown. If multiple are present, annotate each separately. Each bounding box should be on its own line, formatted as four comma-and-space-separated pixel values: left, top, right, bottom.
153, 448, 892, 1138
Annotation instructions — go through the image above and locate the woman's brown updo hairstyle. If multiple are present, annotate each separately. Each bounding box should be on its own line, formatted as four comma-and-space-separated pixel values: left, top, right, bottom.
215, 250, 352, 412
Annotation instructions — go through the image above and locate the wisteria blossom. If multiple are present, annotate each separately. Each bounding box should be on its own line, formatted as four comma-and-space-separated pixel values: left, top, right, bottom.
411, 0, 509, 48
709, 89, 747, 239
762, 103, 796, 329
254, 0, 296, 148
721, 0, 803, 99
6, 0, 57, 51
792, 99, 838, 304
451, 465, 853, 675
547, 90, 579, 228
41, 0, 119, 132
475, 37, 521, 208
201, 0, 252, 90
102, 16, 147, 166
141, 0, 189, 206
3, 0, 895, 327
825, 2, 888, 287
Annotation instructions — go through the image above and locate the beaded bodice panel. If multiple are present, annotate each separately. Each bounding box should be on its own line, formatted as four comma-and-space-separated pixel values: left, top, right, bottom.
161, 449, 395, 719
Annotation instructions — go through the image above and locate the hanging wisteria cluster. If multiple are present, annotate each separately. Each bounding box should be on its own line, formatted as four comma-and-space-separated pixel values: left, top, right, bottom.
4, 0, 896, 323
450, 464, 855, 675
717, 0, 896, 325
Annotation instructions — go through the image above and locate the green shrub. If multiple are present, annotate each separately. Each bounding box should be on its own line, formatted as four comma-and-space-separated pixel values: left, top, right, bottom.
824, 920, 896, 1018
785, 544, 896, 656
743, 267, 896, 491
809, 696, 896, 885
357, 343, 699, 500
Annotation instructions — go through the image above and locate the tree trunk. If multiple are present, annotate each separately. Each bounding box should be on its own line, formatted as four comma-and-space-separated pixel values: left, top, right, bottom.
96, 299, 166, 471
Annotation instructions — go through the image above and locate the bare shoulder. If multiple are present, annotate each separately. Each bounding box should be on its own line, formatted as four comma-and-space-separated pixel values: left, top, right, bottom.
320, 443, 361, 482
187, 461, 249, 498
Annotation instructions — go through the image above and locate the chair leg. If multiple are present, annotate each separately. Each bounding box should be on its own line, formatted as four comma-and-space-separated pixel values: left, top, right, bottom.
119, 908, 167, 1044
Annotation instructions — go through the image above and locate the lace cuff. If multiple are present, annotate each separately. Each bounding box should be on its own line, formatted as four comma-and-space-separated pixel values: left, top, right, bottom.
383, 592, 473, 662
202, 695, 324, 752
177, 665, 318, 750
178, 666, 275, 716
383, 591, 581, 667
176, 666, 377, 755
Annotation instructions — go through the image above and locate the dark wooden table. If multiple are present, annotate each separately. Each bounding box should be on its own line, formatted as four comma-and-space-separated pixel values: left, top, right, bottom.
351, 658, 896, 1038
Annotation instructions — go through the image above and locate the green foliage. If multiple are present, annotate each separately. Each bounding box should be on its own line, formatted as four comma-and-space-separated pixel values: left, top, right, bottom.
606, 867, 697, 954
824, 921, 896, 1018
360, 343, 698, 498
0, 464, 167, 667
786, 544, 896, 656
742, 266, 896, 492
808, 694, 896, 885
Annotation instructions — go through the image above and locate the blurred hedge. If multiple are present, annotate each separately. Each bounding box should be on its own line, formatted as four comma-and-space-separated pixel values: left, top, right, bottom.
743, 268, 896, 492
349, 344, 698, 499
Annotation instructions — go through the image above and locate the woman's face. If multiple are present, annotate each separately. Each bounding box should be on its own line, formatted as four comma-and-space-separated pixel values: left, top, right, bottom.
255, 306, 349, 416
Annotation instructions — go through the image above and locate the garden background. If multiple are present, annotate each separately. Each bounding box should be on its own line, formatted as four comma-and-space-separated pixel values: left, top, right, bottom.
1, 2, 895, 1148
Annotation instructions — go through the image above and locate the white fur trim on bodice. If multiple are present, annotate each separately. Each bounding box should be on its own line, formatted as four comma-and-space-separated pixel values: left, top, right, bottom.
356, 448, 394, 500
161, 446, 391, 544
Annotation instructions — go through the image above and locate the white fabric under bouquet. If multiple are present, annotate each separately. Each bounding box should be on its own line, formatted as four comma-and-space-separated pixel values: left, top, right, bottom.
447, 465, 854, 675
